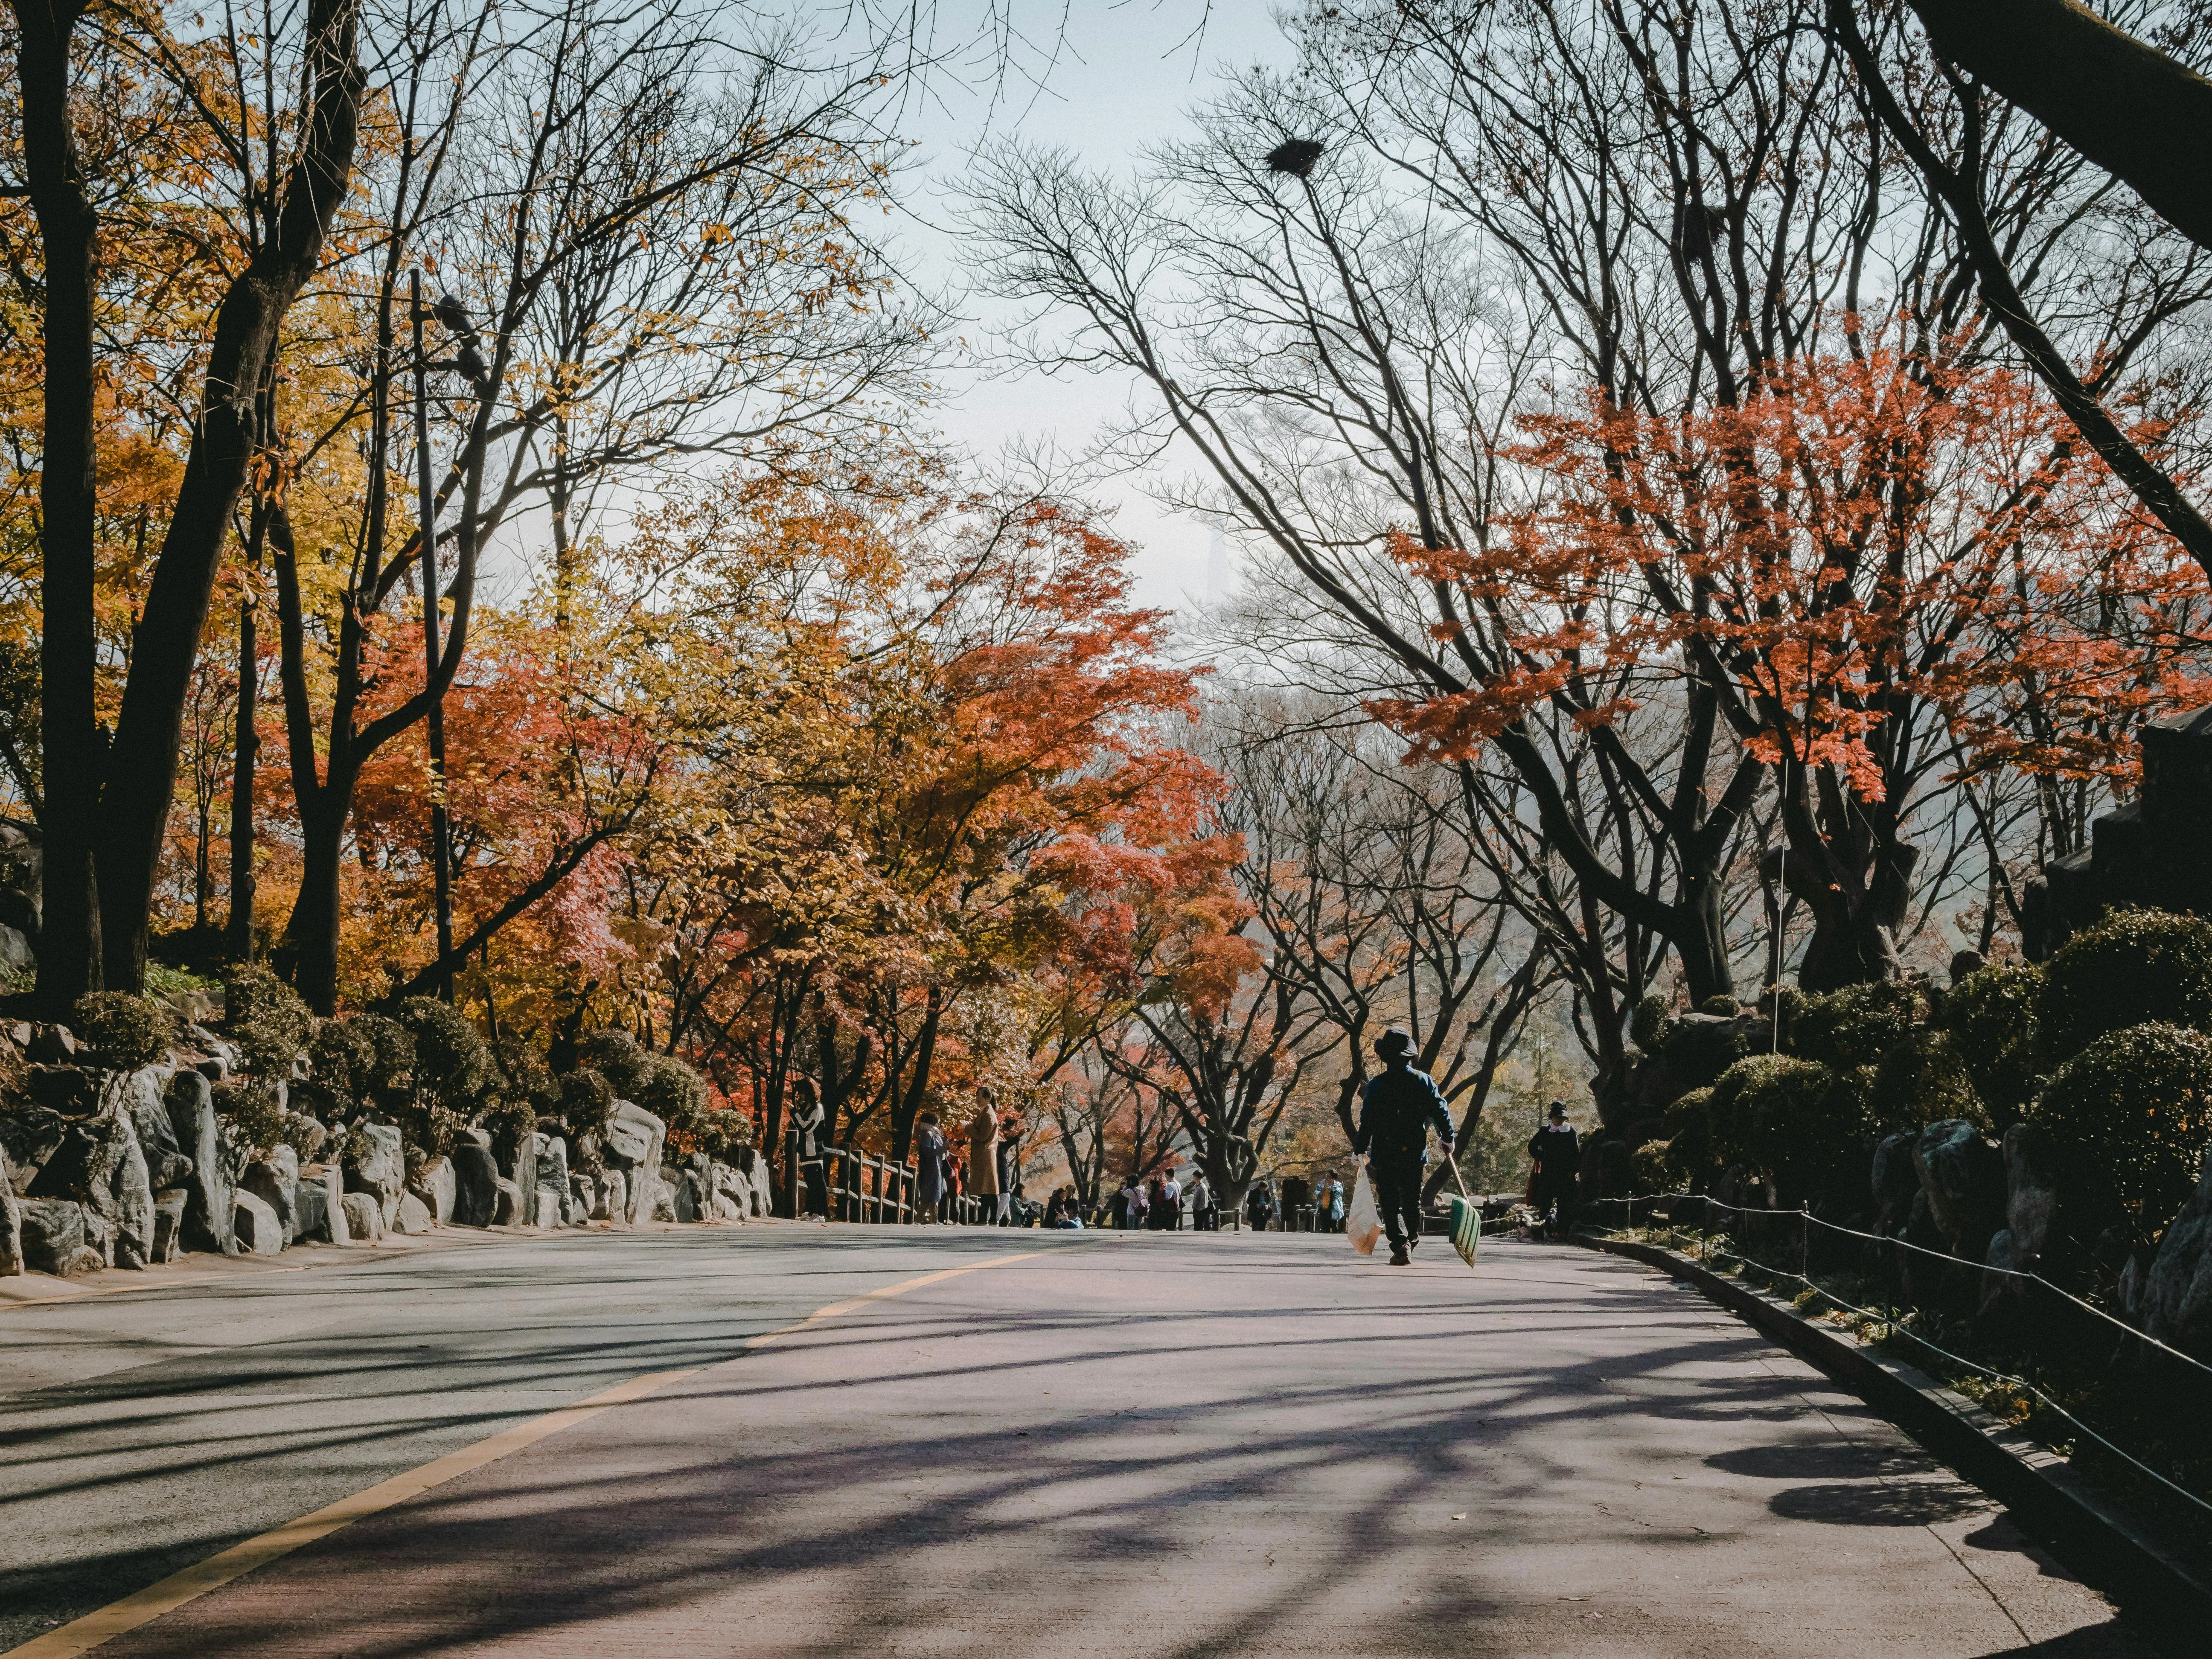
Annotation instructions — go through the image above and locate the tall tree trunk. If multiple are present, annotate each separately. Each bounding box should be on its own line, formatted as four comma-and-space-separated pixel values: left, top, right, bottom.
94, 0, 364, 990
226, 499, 268, 960
289, 800, 348, 1013
1898, 0, 2212, 255
15, 0, 103, 1014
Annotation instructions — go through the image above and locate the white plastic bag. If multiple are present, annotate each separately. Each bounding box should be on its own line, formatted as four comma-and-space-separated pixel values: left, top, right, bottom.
1346, 1162, 1383, 1255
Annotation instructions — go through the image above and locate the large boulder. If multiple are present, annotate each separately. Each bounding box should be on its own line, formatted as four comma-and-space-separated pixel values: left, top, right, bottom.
492, 1176, 523, 1226
242, 1147, 301, 1245
122, 1066, 193, 1190
448, 1142, 499, 1227
508, 1131, 541, 1230
233, 1189, 284, 1254
391, 1190, 433, 1235
1912, 1119, 2006, 1261
0, 1105, 67, 1192
165, 1070, 236, 1255
536, 1137, 572, 1223
0, 1145, 20, 1274
18, 1199, 88, 1275
294, 1165, 346, 1244
600, 1100, 665, 1223
340, 1190, 385, 1244
343, 1123, 406, 1224
150, 1187, 187, 1263
27, 1023, 76, 1065
2001, 1122, 2058, 1268
29, 1076, 156, 1269
734, 1145, 774, 1218
409, 1155, 457, 1225
591, 1168, 626, 1223
2144, 1160, 2212, 1362
1871, 1132, 1920, 1237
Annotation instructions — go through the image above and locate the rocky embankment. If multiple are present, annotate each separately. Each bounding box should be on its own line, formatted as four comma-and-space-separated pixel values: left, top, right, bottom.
0, 1013, 775, 1279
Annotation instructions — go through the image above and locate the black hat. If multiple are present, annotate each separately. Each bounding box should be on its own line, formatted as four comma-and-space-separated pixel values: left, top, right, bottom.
1375, 1027, 1415, 1058
1547, 1100, 1569, 1119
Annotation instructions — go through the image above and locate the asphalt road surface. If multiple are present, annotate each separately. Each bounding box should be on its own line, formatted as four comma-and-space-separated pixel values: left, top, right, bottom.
0, 1225, 2170, 1657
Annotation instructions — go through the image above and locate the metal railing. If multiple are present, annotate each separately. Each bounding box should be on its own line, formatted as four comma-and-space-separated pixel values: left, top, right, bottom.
1578, 1192, 2212, 1522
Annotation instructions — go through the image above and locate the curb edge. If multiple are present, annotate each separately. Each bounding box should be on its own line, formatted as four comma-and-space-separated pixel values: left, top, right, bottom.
1579, 1232, 2211, 1637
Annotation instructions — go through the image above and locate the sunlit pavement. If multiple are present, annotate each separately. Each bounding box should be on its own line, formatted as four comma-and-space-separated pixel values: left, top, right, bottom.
0, 1226, 2165, 1656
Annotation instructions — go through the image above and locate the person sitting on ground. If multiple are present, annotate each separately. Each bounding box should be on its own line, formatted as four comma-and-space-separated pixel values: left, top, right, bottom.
1353, 1027, 1456, 1266
1527, 1101, 1581, 1240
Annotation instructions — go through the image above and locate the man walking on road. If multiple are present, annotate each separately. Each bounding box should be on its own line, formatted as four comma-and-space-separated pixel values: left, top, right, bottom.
1528, 1101, 1581, 1240
1353, 1028, 1455, 1266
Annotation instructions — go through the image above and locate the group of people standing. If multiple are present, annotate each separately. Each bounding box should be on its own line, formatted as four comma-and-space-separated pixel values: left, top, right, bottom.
908, 1088, 1024, 1224
1110, 1167, 1214, 1230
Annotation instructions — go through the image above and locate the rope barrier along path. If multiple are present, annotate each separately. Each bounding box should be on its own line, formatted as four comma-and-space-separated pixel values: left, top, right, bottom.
1582, 1194, 2212, 1520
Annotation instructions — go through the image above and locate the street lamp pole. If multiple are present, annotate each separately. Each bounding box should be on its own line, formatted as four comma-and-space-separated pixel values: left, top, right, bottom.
410, 268, 455, 1002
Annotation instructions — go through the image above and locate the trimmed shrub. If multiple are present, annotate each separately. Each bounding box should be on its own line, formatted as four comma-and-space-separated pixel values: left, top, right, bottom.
2040, 909, 2212, 1065
301, 1014, 409, 1110
69, 992, 173, 1070
1661, 1086, 1716, 1181
543, 1068, 614, 1140
634, 1053, 710, 1149
1707, 1055, 1881, 1205
213, 1079, 288, 1157
1784, 981, 1926, 1071
224, 964, 315, 1076
1629, 1138, 1674, 1194
1940, 961, 2043, 1127
2026, 1022, 2212, 1251
1630, 993, 1668, 1054
576, 1027, 711, 1150
393, 998, 498, 1111
1699, 995, 1740, 1017
1868, 1027, 1986, 1134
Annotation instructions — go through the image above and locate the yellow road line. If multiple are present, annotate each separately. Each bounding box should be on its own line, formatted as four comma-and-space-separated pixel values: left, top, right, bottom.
3, 1247, 1054, 1659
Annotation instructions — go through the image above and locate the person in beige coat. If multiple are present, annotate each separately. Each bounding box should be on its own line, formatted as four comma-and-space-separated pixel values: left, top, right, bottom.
968, 1090, 1000, 1218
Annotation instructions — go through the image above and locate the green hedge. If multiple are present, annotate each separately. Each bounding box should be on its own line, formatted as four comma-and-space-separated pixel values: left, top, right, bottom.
2040, 910, 2212, 1065
1939, 962, 2042, 1126
1784, 981, 1927, 1071
2026, 1022, 2212, 1251
1707, 1055, 1883, 1204
70, 992, 173, 1071
224, 965, 315, 1077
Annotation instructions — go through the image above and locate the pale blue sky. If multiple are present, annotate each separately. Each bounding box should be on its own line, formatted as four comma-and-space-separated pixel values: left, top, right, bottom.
899, 0, 1295, 607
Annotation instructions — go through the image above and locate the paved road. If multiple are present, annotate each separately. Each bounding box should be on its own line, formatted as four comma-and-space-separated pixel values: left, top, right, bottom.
0, 1226, 2168, 1656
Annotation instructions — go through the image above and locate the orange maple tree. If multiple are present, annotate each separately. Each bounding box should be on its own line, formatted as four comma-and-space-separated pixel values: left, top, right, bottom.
1380, 333, 2210, 986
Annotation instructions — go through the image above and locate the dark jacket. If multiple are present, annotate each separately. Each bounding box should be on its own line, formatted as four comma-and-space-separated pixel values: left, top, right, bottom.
1528, 1123, 1580, 1182
1355, 1064, 1455, 1161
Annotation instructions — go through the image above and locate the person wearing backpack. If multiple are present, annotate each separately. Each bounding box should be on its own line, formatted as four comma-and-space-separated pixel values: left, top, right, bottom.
1353, 1027, 1456, 1266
